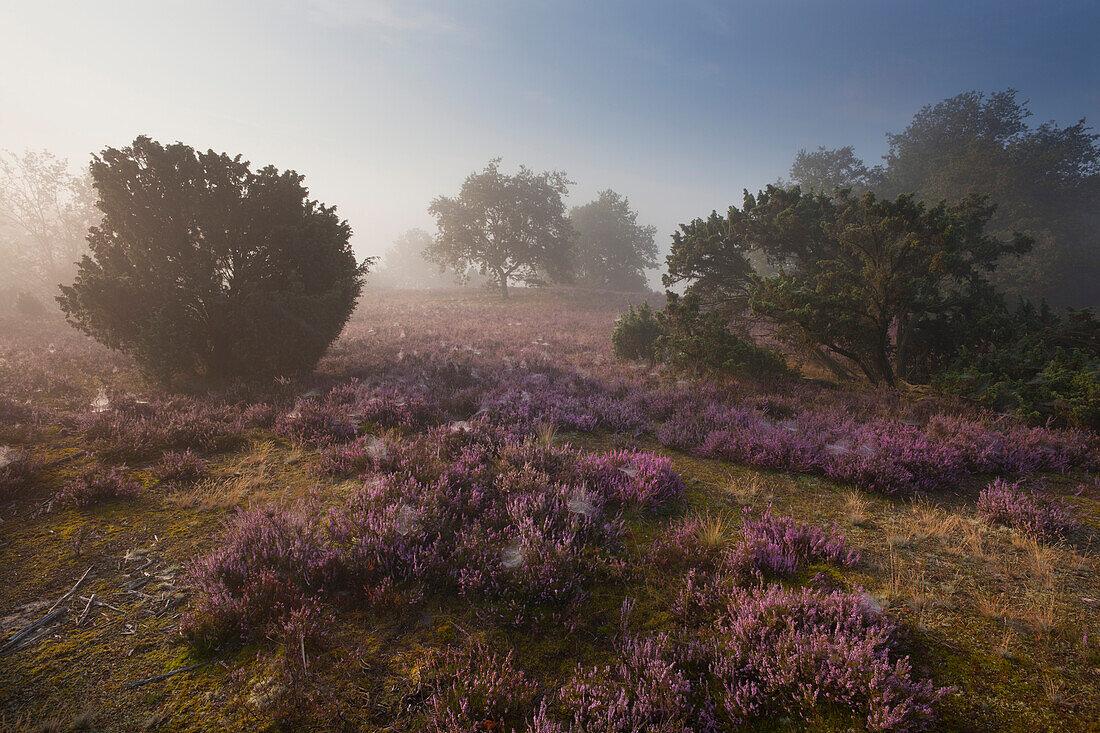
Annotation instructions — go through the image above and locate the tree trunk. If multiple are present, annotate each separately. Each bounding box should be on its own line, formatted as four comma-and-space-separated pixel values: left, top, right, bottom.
876, 325, 896, 388
497, 272, 509, 299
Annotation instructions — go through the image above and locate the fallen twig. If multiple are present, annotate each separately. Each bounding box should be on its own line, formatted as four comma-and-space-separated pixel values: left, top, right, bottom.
123, 661, 211, 690
124, 576, 152, 592
126, 589, 158, 601
77, 594, 96, 626
78, 595, 125, 613
49, 566, 94, 612
154, 596, 186, 618
0, 607, 66, 654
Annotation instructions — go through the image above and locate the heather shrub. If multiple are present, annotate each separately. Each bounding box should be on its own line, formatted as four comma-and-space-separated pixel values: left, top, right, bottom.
185, 435, 667, 648
728, 508, 860, 578
976, 478, 1079, 542
0, 397, 50, 443
56, 464, 141, 506
274, 399, 357, 446
315, 434, 392, 476
354, 386, 439, 429
153, 449, 206, 482
706, 585, 949, 731
424, 644, 538, 732
580, 449, 685, 508
180, 503, 332, 651
612, 302, 662, 362
563, 585, 949, 732
77, 398, 246, 462
559, 633, 713, 731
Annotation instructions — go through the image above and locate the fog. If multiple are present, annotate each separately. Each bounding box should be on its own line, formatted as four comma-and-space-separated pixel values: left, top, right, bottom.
3, 1, 1096, 269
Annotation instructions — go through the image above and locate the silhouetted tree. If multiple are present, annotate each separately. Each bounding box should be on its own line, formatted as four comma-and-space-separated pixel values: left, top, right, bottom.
57, 136, 369, 384
569, 190, 657, 291
426, 159, 574, 298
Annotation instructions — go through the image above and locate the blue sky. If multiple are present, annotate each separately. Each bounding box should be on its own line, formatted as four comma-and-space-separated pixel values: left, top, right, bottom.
2, 0, 1098, 264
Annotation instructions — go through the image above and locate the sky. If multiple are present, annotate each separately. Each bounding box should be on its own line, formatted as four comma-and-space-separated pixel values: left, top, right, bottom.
2, 0, 1098, 267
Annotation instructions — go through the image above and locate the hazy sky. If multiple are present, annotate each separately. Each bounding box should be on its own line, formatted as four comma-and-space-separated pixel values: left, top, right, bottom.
2, 0, 1098, 265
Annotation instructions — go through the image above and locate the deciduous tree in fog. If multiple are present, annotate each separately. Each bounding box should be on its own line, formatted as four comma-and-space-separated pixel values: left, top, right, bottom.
426, 159, 574, 298
57, 136, 369, 384
881, 89, 1100, 307
788, 146, 872, 194
376, 228, 459, 289
569, 190, 657, 291
0, 150, 97, 306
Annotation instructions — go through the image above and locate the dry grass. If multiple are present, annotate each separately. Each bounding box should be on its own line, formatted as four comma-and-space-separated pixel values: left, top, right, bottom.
536, 422, 558, 449
692, 511, 731, 550
168, 440, 293, 510
844, 490, 872, 527
722, 472, 773, 506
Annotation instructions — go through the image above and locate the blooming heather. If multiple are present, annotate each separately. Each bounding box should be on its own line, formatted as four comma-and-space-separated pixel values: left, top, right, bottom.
977, 478, 1079, 541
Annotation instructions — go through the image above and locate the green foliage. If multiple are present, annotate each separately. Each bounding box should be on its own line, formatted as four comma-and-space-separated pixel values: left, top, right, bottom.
657, 294, 790, 378
788, 145, 871, 194
937, 304, 1100, 429
569, 189, 657, 291
612, 302, 661, 362
794, 90, 1100, 307
667, 184, 1030, 386
57, 136, 368, 385
426, 159, 574, 298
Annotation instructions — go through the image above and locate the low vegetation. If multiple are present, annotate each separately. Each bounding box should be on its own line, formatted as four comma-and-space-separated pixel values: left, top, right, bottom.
0, 289, 1096, 731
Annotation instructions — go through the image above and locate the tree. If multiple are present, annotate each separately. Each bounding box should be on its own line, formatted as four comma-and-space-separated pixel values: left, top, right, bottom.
881, 90, 1100, 306
0, 149, 98, 302
569, 190, 657, 291
747, 188, 1031, 385
664, 186, 833, 316
788, 146, 872, 194
792, 90, 1100, 307
57, 136, 369, 384
375, 228, 460, 289
426, 159, 574, 298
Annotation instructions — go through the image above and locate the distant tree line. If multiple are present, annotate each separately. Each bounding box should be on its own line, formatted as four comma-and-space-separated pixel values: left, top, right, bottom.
380, 159, 658, 297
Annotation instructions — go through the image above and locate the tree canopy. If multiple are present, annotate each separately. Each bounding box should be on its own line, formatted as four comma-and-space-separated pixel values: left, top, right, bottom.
569, 189, 657, 291
788, 146, 871, 195
426, 159, 574, 298
0, 149, 97, 304
666, 185, 1031, 386
789, 90, 1100, 307
57, 136, 369, 384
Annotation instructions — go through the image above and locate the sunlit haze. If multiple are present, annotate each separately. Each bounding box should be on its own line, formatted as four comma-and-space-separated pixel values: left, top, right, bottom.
3, 0, 1098, 262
